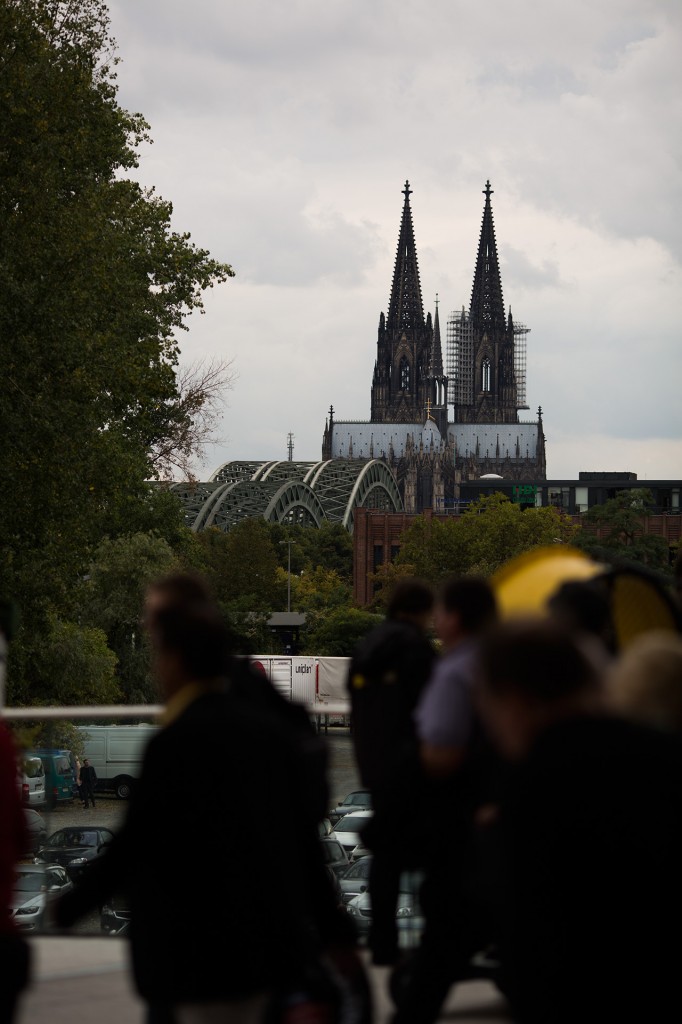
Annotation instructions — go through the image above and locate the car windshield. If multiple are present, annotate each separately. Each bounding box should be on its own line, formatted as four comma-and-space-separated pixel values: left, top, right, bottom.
50, 830, 98, 847
55, 757, 72, 776
348, 793, 371, 806
334, 816, 368, 832
14, 873, 44, 893
345, 858, 372, 878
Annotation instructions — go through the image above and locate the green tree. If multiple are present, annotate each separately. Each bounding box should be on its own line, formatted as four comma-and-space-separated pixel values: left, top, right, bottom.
78, 533, 178, 703
575, 489, 670, 572
13, 616, 120, 707
306, 607, 383, 657
267, 523, 353, 582
387, 494, 577, 595
0, 1, 231, 702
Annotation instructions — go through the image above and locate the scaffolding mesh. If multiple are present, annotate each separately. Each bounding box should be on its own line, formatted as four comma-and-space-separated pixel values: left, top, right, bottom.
446, 307, 474, 408
513, 320, 529, 409
446, 307, 530, 411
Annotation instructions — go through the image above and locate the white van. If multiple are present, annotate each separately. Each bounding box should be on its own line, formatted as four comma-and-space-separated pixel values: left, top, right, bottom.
20, 755, 46, 808
79, 725, 158, 799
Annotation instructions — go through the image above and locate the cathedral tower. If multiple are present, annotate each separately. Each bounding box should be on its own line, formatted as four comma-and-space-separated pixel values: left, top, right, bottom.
370, 182, 436, 425
455, 181, 518, 424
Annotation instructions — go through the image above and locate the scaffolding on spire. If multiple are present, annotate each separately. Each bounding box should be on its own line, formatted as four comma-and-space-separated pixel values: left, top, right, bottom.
446, 307, 474, 410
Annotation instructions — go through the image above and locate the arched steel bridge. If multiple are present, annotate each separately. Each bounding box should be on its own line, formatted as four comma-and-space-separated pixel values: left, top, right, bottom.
170, 459, 403, 533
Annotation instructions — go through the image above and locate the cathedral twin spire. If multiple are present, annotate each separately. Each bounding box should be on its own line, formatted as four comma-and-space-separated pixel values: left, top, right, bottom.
470, 180, 506, 333
386, 181, 426, 332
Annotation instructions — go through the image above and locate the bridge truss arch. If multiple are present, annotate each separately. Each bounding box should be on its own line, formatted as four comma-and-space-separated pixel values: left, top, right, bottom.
202, 479, 327, 533
172, 457, 403, 533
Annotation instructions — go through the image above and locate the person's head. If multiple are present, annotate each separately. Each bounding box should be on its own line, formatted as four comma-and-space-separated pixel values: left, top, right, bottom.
548, 580, 615, 653
83, 759, 89, 766
150, 603, 233, 700
607, 631, 682, 734
434, 576, 497, 649
477, 618, 602, 760
144, 571, 214, 633
387, 579, 434, 632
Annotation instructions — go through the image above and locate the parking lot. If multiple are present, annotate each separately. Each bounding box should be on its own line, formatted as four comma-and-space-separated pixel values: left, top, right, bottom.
24, 729, 361, 937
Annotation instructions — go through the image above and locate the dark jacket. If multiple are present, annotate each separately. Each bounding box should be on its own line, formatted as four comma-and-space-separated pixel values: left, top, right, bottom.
58, 683, 341, 1003
80, 764, 97, 789
498, 715, 682, 1024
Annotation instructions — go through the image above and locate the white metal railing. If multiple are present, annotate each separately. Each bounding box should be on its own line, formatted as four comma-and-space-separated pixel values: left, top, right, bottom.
1, 701, 351, 721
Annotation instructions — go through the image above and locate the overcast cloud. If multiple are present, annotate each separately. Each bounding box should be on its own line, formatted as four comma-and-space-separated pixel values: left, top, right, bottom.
108, 0, 682, 479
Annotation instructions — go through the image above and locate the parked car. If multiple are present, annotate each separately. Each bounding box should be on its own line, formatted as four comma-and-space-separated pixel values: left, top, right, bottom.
345, 871, 424, 948
331, 810, 374, 855
317, 818, 333, 839
329, 790, 372, 824
11, 864, 73, 932
19, 755, 46, 808
338, 855, 372, 904
23, 809, 47, 857
38, 827, 115, 879
101, 891, 131, 936
319, 837, 350, 878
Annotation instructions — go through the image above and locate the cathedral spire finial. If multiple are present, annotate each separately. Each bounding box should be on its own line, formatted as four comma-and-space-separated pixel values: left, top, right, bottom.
386, 181, 425, 332
470, 179, 505, 332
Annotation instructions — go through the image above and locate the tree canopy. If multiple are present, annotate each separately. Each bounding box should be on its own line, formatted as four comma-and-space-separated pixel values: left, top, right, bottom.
575, 489, 671, 573
0, 1, 232, 703
371, 493, 577, 602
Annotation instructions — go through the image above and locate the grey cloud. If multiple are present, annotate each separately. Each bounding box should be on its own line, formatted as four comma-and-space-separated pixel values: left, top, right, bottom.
502, 246, 563, 291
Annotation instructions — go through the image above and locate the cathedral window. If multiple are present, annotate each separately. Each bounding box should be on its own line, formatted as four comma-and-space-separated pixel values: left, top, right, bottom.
400, 356, 411, 392
482, 358, 491, 392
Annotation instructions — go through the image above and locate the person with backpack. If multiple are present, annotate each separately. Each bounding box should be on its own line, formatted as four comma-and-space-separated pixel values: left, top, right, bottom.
348, 579, 436, 966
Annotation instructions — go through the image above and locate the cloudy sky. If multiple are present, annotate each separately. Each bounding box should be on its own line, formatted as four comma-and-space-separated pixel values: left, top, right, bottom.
108, 0, 681, 480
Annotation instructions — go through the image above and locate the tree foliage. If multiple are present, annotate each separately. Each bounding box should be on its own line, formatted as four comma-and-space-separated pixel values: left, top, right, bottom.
575, 489, 671, 573
306, 607, 383, 657
78, 533, 179, 703
0, 1, 232, 703
379, 494, 577, 597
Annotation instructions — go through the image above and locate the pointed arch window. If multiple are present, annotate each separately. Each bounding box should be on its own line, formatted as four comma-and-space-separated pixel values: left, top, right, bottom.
400, 356, 411, 392
482, 358, 491, 392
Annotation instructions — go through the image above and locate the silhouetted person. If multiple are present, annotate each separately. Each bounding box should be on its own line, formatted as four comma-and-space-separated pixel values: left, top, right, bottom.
348, 579, 435, 965
392, 577, 498, 1024
478, 618, 682, 1024
80, 758, 97, 808
58, 587, 356, 1023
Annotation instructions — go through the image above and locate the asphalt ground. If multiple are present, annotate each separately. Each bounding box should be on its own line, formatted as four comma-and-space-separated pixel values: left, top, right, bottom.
17, 938, 511, 1024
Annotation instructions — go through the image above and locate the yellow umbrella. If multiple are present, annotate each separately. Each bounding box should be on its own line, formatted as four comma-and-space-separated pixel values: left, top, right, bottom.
492, 546, 602, 618
492, 545, 682, 650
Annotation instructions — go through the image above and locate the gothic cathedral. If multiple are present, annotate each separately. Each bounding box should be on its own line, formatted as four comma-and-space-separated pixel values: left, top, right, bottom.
322, 181, 546, 513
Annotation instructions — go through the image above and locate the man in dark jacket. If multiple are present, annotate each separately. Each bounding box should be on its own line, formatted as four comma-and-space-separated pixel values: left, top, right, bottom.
478, 619, 682, 1024
80, 758, 97, 808
348, 579, 435, 965
58, 592, 348, 1023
